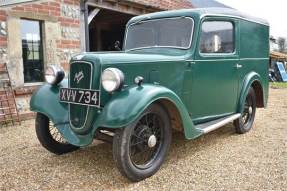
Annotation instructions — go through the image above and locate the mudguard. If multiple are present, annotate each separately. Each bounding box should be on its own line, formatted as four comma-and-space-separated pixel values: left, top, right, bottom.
30, 79, 94, 146
94, 84, 203, 139
30, 79, 69, 124
30, 82, 203, 146
237, 71, 266, 113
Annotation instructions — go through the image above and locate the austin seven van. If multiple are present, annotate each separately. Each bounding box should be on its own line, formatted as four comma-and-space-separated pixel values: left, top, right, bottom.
30, 8, 269, 181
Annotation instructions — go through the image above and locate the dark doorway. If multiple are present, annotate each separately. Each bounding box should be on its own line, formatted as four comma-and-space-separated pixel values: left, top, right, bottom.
88, 7, 134, 51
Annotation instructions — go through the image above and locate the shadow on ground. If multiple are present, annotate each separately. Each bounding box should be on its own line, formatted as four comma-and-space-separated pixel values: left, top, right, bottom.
34, 123, 236, 189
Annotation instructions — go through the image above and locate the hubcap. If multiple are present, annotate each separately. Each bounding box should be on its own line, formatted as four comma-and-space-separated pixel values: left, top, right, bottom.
148, 135, 157, 148
248, 106, 253, 114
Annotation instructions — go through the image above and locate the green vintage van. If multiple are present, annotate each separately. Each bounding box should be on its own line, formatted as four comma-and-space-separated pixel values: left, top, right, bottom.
30, 8, 269, 181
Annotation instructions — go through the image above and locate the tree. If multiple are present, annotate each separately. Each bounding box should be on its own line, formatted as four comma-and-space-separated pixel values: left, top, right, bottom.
277, 37, 287, 53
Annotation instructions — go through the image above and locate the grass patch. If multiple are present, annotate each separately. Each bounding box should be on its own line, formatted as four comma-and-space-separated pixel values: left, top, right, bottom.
270, 82, 287, 89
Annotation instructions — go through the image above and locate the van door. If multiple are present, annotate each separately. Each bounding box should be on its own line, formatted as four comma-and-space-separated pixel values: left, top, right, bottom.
190, 19, 239, 123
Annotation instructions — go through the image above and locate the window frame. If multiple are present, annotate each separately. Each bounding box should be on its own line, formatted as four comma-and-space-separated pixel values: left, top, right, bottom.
198, 18, 237, 57
20, 18, 45, 84
124, 17, 195, 51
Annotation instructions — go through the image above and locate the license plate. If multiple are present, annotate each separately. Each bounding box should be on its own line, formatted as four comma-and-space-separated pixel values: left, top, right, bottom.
59, 88, 100, 107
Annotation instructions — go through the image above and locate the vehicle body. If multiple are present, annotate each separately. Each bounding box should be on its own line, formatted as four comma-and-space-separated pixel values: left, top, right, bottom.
30, 8, 269, 181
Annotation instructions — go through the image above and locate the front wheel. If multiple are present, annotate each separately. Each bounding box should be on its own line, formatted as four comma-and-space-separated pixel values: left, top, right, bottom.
35, 113, 79, 155
234, 87, 256, 134
112, 103, 172, 182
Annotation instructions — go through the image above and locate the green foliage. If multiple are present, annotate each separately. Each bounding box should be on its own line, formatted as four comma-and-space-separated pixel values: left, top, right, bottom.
270, 82, 287, 89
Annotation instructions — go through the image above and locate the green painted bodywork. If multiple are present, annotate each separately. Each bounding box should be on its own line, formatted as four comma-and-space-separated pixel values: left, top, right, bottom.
30, 8, 269, 147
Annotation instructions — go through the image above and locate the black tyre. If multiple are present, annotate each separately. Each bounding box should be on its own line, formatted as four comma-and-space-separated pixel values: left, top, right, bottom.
113, 103, 172, 182
35, 113, 79, 155
234, 87, 256, 134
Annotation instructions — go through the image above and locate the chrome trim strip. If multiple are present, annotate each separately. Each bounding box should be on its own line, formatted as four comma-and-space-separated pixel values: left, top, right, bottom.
99, 63, 103, 107
199, 113, 241, 134
200, 52, 236, 57
125, 46, 188, 52
69, 61, 93, 130
124, 17, 195, 51
191, 58, 269, 62
67, 101, 100, 108
194, 59, 239, 62
105, 59, 185, 64
239, 58, 269, 60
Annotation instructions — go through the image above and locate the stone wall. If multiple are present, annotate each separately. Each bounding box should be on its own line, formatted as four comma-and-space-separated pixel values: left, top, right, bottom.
129, 0, 192, 10
8, 0, 81, 70
0, 10, 7, 64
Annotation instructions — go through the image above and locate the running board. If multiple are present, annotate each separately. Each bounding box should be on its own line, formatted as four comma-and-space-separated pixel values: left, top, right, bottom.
195, 113, 241, 134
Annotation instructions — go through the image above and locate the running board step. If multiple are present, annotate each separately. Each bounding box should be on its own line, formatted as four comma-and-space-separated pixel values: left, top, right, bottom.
195, 113, 241, 134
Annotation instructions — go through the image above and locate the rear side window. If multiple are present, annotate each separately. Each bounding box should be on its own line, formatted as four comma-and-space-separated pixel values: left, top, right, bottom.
200, 21, 235, 54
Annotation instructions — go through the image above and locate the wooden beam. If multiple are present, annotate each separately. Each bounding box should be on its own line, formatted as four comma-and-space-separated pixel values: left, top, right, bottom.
86, 0, 161, 16
88, 8, 100, 24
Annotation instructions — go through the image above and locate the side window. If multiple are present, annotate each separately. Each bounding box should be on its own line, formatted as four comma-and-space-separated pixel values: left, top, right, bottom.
200, 21, 235, 54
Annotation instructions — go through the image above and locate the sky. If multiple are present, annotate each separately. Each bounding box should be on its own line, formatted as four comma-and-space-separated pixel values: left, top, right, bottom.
216, 0, 287, 38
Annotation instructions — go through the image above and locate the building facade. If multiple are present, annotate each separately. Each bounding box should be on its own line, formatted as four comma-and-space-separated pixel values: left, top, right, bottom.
0, 0, 193, 119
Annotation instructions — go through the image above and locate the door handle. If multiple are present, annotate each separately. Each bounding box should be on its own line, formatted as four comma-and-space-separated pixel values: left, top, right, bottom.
235, 64, 242, 69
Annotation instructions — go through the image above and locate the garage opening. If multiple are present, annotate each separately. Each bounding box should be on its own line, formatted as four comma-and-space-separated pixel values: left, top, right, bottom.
88, 7, 135, 51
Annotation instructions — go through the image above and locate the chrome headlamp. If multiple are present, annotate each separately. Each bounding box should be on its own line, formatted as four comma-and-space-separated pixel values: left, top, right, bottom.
44, 65, 65, 85
101, 68, 124, 92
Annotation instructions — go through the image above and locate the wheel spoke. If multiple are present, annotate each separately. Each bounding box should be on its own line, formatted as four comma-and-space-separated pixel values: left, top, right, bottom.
129, 112, 163, 168
144, 115, 148, 125
131, 145, 150, 162
130, 140, 145, 147
131, 133, 146, 142
151, 115, 158, 133
241, 92, 255, 125
48, 121, 67, 144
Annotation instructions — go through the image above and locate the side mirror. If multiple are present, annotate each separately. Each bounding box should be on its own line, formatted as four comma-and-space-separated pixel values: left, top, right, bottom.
114, 41, 121, 51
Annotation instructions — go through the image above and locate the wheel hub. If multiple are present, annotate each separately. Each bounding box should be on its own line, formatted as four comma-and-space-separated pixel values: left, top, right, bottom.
248, 106, 252, 114
147, 134, 157, 148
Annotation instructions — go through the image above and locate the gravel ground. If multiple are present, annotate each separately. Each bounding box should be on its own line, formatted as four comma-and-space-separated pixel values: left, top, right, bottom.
0, 88, 286, 191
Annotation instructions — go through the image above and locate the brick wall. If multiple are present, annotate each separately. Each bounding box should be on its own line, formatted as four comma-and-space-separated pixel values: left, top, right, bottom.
0, 10, 7, 64
0, 10, 7, 46
131, 0, 192, 9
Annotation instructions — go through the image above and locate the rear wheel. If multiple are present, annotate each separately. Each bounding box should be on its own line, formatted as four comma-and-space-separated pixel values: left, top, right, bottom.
35, 113, 79, 155
234, 87, 256, 134
112, 103, 171, 182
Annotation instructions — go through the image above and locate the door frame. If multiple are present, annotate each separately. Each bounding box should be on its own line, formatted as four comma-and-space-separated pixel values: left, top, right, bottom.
80, 0, 161, 52
191, 16, 240, 124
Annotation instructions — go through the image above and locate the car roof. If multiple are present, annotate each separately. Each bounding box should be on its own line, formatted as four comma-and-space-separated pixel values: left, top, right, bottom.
128, 8, 269, 26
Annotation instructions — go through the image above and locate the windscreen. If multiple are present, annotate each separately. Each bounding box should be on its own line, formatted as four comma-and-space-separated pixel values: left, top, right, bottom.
125, 17, 194, 50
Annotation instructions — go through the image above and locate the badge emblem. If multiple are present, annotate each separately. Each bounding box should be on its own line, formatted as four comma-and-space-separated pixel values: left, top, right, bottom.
74, 54, 85, 60
74, 71, 84, 84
